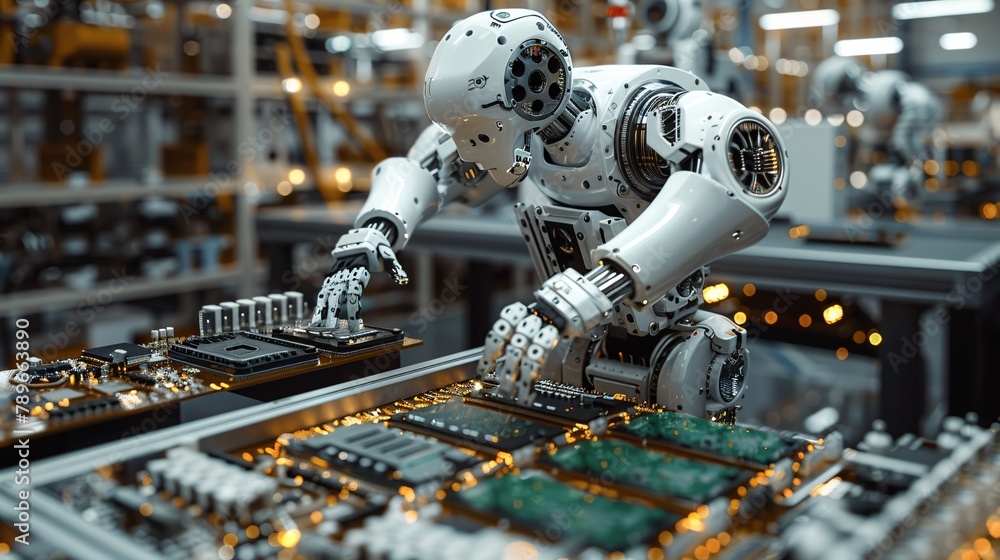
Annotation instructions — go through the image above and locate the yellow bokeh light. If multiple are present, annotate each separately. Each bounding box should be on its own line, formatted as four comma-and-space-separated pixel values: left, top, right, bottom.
789, 225, 811, 239
333, 80, 351, 97
944, 160, 960, 176
223, 533, 239, 547
743, 284, 756, 297
799, 314, 812, 328
981, 203, 998, 220
923, 160, 940, 175
925, 178, 939, 192
658, 531, 674, 547
869, 332, 883, 346
277, 529, 301, 548
962, 160, 979, 177
764, 311, 778, 325
281, 77, 302, 94
823, 304, 843, 324
734, 311, 747, 325
334, 166, 352, 184
703, 283, 730, 304
836, 347, 849, 360
288, 168, 306, 185
815, 289, 827, 302
276, 180, 293, 196
987, 515, 1000, 538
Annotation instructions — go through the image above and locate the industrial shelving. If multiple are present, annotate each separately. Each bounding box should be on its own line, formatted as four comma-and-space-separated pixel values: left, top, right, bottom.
0, 0, 615, 327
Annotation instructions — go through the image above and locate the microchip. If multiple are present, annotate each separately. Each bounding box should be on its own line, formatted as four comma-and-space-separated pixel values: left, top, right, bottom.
91, 381, 135, 396
14, 361, 72, 384
40, 388, 85, 403
540, 439, 749, 506
47, 395, 121, 422
82, 343, 152, 365
271, 325, 404, 356
450, 470, 677, 551
465, 380, 634, 427
168, 332, 318, 377
285, 423, 479, 489
392, 400, 563, 454
613, 411, 801, 468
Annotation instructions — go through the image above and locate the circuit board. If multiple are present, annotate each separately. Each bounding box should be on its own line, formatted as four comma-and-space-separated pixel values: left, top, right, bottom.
0, 293, 418, 462
18, 361, 851, 560
8, 351, 999, 560
539, 438, 750, 507
391, 399, 567, 455
449, 469, 680, 551
613, 410, 803, 468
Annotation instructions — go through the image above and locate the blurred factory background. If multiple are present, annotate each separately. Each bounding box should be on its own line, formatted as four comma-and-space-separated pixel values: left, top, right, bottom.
1, 0, 1000, 446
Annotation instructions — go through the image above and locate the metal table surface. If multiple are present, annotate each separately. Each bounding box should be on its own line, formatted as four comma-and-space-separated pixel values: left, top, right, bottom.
258, 205, 1000, 434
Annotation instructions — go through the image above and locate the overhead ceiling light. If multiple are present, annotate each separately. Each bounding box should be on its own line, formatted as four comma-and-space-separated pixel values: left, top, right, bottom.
834, 37, 904, 57
759, 9, 840, 30
326, 35, 352, 53
940, 32, 978, 50
893, 0, 994, 20
371, 28, 425, 52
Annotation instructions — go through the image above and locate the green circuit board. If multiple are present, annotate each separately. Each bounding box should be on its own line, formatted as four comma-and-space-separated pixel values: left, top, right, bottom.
451, 470, 678, 551
541, 438, 748, 504
614, 411, 800, 466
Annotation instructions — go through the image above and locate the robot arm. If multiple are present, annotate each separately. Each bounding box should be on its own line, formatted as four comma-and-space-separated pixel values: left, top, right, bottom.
312, 124, 509, 330
483, 90, 788, 401
891, 82, 942, 164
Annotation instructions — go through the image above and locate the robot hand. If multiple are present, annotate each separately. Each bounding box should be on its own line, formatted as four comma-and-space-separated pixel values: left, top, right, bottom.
310, 227, 408, 332
478, 269, 615, 401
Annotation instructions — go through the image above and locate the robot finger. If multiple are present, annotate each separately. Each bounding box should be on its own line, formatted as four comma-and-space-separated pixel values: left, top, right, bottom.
310, 275, 336, 326
514, 315, 543, 339
322, 269, 349, 328
478, 318, 515, 379
495, 344, 525, 399
476, 302, 530, 378
520, 325, 560, 400
378, 245, 409, 286
339, 268, 372, 332
496, 321, 535, 399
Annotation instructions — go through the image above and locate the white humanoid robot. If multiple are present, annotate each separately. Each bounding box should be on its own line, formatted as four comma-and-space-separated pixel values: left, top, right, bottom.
312, 9, 788, 419
811, 56, 942, 204
617, 0, 744, 98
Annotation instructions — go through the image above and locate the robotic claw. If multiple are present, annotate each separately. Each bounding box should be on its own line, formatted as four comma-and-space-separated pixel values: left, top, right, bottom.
313, 9, 788, 419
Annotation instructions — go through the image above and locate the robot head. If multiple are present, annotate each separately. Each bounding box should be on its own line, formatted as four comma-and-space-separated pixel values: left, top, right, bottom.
810, 56, 868, 112
637, 0, 702, 40
424, 10, 573, 186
